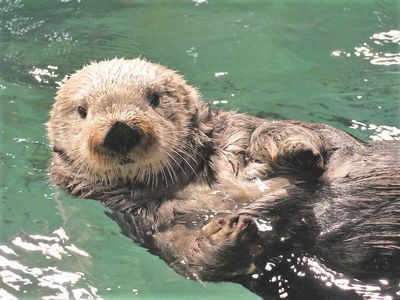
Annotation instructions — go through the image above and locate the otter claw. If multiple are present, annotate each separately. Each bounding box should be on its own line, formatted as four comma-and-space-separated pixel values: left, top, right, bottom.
277, 141, 324, 170
201, 214, 258, 245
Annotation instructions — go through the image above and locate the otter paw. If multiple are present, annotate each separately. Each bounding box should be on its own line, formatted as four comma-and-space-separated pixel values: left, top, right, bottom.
276, 141, 324, 170
201, 214, 258, 245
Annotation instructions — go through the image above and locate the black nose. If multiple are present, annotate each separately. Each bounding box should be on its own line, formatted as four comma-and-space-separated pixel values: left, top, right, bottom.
103, 121, 141, 153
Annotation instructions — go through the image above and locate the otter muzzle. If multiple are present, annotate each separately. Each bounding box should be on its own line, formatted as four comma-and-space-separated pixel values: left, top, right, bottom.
102, 121, 141, 154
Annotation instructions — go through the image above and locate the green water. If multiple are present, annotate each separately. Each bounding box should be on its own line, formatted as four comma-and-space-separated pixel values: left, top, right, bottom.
0, 0, 399, 299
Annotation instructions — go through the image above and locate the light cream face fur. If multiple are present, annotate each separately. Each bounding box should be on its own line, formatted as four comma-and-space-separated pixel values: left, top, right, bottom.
47, 58, 202, 185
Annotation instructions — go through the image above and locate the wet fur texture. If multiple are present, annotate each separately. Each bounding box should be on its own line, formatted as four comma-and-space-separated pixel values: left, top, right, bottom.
47, 59, 400, 299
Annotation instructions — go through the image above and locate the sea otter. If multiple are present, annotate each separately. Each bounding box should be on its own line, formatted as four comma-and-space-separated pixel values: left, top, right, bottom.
47, 59, 346, 209
47, 59, 400, 299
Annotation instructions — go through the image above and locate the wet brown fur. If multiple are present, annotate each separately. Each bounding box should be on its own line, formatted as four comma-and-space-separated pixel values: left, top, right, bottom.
47, 58, 400, 299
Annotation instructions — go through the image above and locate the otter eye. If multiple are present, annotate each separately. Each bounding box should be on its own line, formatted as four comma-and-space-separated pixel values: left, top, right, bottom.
77, 106, 87, 119
147, 92, 160, 107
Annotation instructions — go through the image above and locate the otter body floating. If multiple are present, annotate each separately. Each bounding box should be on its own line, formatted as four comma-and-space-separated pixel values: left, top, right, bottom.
47, 59, 400, 299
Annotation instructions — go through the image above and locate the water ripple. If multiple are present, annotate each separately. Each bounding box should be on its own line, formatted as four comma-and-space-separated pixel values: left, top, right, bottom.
306, 258, 390, 300
0, 0, 23, 14
4, 16, 45, 36
260, 255, 400, 299
331, 30, 400, 66
28, 65, 69, 88
0, 227, 102, 299
349, 120, 400, 141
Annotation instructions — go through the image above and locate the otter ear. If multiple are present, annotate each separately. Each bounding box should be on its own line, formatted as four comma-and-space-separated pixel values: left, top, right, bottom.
197, 102, 214, 139
189, 107, 200, 128
183, 85, 202, 110
182, 84, 204, 126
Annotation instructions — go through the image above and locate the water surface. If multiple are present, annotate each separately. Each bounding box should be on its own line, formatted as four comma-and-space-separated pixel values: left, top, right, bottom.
1, 0, 399, 299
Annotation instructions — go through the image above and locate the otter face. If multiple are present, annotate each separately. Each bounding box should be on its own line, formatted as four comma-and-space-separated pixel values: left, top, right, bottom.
47, 58, 202, 185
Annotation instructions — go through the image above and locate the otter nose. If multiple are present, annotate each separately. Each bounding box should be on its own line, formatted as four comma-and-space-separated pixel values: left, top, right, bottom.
103, 121, 141, 153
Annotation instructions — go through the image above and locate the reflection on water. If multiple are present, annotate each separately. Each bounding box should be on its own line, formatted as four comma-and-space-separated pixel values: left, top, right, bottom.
29, 66, 59, 85
349, 120, 400, 141
331, 30, 400, 66
192, 0, 208, 7
306, 258, 399, 300
247, 252, 400, 300
0, 228, 102, 299
29, 64, 70, 88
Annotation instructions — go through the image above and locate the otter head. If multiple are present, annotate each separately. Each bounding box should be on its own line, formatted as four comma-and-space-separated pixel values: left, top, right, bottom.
47, 58, 207, 189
